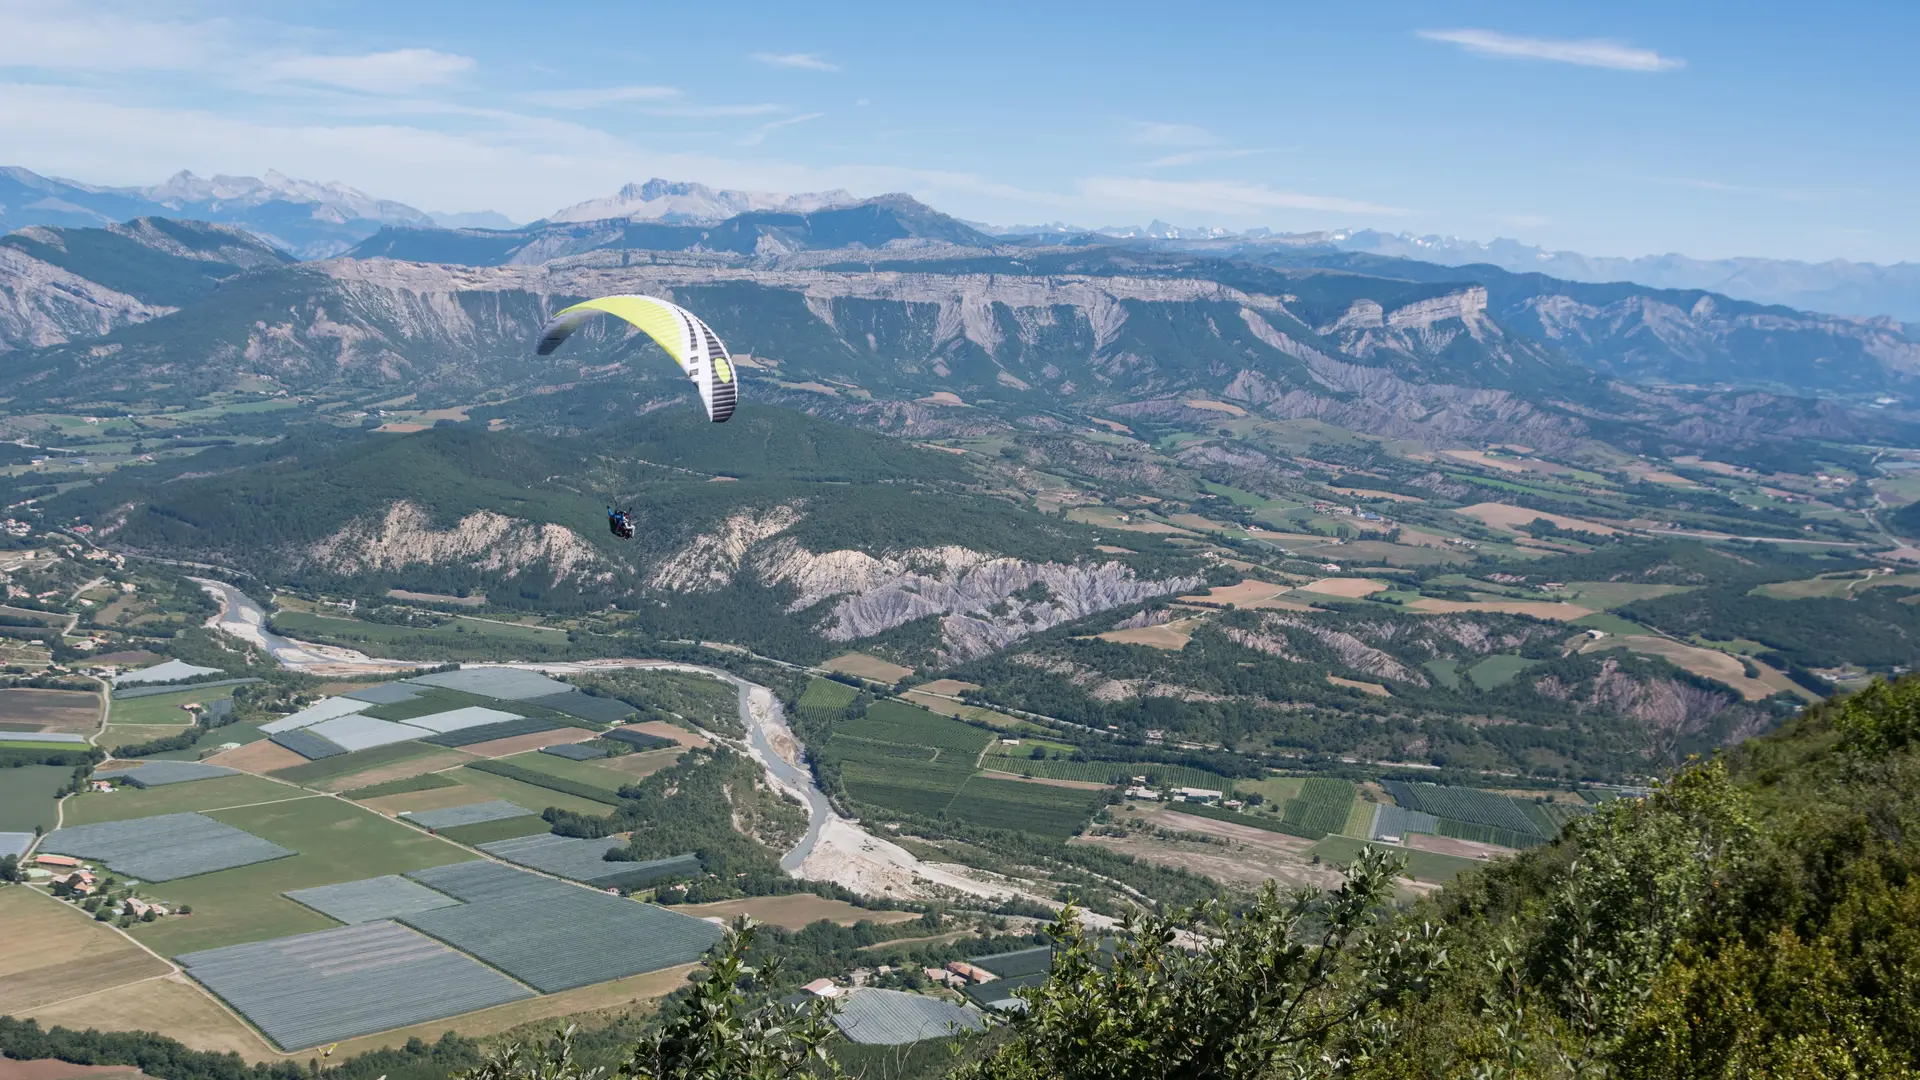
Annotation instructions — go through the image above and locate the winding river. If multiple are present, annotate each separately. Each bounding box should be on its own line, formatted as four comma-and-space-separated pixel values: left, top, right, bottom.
191, 579, 834, 869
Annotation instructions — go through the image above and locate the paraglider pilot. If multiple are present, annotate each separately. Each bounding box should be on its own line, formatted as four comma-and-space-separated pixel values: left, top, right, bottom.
608, 508, 635, 540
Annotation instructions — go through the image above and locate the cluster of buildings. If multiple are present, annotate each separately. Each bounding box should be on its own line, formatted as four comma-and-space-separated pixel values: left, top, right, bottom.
27, 854, 176, 918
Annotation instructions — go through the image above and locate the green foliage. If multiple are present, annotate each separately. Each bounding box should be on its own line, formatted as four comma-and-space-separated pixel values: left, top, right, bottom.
462, 921, 843, 1080
0, 1017, 479, 1080
959, 850, 1445, 1079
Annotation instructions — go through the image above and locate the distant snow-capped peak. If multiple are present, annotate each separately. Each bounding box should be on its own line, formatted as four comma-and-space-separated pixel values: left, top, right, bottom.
544, 177, 858, 224
138, 170, 433, 226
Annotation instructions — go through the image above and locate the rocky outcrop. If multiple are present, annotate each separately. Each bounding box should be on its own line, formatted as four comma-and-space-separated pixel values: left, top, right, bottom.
1262, 614, 1428, 687
651, 504, 807, 593
0, 242, 175, 350
306, 501, 611, 585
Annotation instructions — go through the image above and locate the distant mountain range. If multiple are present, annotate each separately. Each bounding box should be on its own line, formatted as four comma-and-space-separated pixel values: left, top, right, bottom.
543, 178, 858, 225
6, 163, 1920, 324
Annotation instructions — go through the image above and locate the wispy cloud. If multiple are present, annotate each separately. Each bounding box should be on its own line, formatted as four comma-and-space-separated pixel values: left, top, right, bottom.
1080, 177, 1410, 217
267, 49, 474, 93
740, 112, 823, 146
1417, 29, 1684, 72
524, 85, 681, 108
1145, 147, 1270, 169
1128, 120, 1219, 147
640, 102, 786, 118
0, 1, 220, 71
752, 52, 839, 72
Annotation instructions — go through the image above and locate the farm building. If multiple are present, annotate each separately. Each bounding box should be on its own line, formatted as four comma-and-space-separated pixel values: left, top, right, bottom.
1173, 787, 1224, 803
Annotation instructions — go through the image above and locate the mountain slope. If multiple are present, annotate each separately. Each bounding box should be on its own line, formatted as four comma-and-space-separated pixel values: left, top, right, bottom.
55, 407, 1203, 662
0, 218, 290, 350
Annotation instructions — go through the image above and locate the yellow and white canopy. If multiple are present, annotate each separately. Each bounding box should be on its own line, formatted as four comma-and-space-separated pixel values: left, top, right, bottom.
535, 294, 737, 423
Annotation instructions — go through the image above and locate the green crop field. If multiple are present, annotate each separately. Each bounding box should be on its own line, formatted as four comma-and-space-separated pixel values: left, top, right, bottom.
1232, 775, 1305, 805
145, 719, 272, 761
836, 700, 992, 755
798, 678, 858, 714
1280, 778, 1356, 836
342, 773, 460, 800
1435, 817, 1547, 850
499, 750, 635, 791
1342, 798, 1378, 839
451, 765, 622, 816
1424, 658, 1461, 689
436, 814, 551, 846
269, 741, 441, 784
943, 776, 1105, 839
129, 797, 476, 957
1384, 781, 1543, 837
0, 764, 67, 831
979, 755, 1227, 790
1467, 654, 1542, 689
61, 774, 307, 825
109, 685, 239, 725
1309, 836, 1486, 884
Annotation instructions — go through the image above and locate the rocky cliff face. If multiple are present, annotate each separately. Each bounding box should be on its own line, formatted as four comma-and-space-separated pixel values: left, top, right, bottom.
305, 501, 615, 586
647, 499, 1200, 660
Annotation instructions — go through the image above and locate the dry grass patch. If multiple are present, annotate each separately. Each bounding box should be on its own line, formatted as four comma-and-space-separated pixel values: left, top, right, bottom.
1327, 675, 1392, 697
1095, 616, 1205, 650
1456, 502, 1620, 536
0, 888, 172, 1014
979, 770, 1109, 791
824, 653, 915, 683
915, 391, 966, 406
1298, 577, 1389, 598
913, 679, 981, 696
1180, 398, 1247, 416
594, 748, 684, 779
1582, 636, 1783, 702
1180, 580, 1293, 607
310, 748, 476, 792
1405, 833, 1507, 860
625, 720, 710, 748
1407, 598, 1595, 621
23, 973, 269, 1059
675, 895, 920, 930
0, 688, 99, 732
1329, 487, 1422, 502
205, 739, 309, 775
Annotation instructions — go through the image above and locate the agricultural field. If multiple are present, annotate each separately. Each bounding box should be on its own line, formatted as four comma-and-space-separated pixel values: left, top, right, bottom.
941, 775, 1107, 838
1466, 654, 1542, 689
1308, 835, 1484, 885
20, 972, 268, 1059
109, 685, 239, 726
179, 919, 533, 1050
824, 652, 915, 684
42, 812, 294, 881
0, 763, 68, 831
451, 763, 623, 815
436, 814, 551, 846
126, 797, 477, 957
1280, 778, 1357, 836
979, 753, 1227, 791
269, 740, 447, 785
1383, 781, 1545, 842
0, 687, 99, 732
402, 861, 722, 992
61, 774, 304, 825
498, 748, 637, 790
0, 887, 172, 1017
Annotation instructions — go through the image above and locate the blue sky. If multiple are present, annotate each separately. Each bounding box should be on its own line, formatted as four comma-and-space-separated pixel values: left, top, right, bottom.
1, 0, 1913, 262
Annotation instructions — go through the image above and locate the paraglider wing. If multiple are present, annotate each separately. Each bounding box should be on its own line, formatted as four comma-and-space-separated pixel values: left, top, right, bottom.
535, 294, 737, 422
